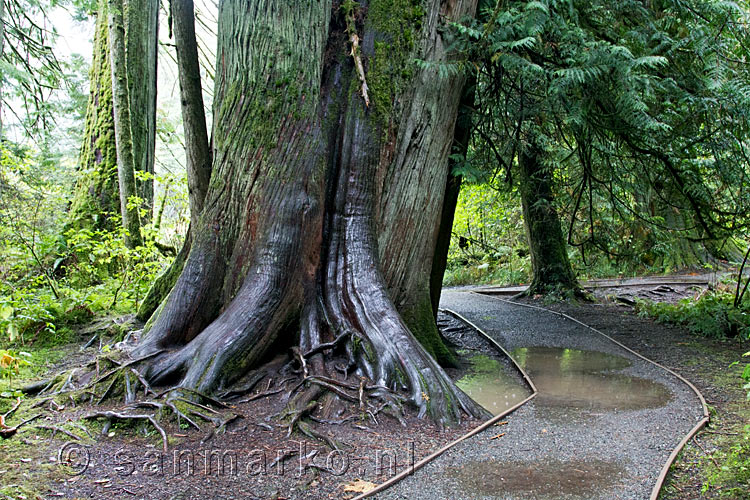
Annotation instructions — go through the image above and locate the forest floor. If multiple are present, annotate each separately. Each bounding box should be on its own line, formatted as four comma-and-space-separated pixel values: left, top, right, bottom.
0, 278, 747, 500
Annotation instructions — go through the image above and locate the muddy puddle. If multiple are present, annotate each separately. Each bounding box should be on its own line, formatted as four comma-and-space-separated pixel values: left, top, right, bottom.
451, 458, 625, 499
456, 347, 671, 415
456, 354, 531, 415
512, 346, 671, 410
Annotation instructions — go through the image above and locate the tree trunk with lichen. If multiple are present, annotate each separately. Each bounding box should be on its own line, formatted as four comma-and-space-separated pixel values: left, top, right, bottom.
68, 0, 157, 232
132, 0, 484, 425
69, 3, 120, 231
519, 140, 580, 295
108, 0, 142, 248
126, 0, 159, 217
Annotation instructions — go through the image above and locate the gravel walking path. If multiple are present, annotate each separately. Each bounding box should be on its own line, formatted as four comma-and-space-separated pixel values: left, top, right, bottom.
374, 290, 706, 500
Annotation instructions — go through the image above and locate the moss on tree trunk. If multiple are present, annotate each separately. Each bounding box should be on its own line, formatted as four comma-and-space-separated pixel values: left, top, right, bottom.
69, 2, 119, 231
68, 0, 157, 232
132, 0, 484, 425
125, 0, 158, 216
519, 140, 579, 295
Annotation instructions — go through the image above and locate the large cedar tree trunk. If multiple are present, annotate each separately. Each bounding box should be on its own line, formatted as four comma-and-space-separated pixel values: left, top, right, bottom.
133, 0, 484, 425
68, 0, 157, 231
69, 4, 120, 230
518, 140, 579, 295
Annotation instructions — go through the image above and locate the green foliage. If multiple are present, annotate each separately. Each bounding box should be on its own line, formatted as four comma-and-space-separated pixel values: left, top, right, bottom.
637, 283, 750, 340
740, 352, 750, 401
443, 0, 750, 283
0, 144, 174, 349
445, 180, 531, 286
701, 422, 750, 499
0, 349, 32, 389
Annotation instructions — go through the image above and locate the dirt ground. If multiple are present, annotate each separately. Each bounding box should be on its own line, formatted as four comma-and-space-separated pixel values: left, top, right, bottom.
1, 281, 747, 499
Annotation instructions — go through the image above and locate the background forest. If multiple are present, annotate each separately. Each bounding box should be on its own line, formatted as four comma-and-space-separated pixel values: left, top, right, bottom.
0, 0, 749, 497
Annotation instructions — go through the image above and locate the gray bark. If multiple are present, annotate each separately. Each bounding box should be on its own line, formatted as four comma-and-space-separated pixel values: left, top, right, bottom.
171, 0, 211, 227
125, 0, 159, 216
108, 0, 142, 248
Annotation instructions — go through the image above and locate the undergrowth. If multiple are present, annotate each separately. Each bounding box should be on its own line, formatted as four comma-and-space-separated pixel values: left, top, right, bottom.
636, 283, 750, 341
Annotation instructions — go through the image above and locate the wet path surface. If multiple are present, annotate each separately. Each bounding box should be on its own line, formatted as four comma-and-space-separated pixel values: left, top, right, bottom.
375, 290, 705, 500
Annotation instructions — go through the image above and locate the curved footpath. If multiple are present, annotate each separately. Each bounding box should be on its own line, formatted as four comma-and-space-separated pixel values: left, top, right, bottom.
370, 290, 706, 500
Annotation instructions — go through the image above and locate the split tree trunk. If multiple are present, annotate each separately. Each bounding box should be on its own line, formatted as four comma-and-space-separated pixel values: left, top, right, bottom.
108, 0, 142, 248
430, 77, 476, 318
133, 0, 484, 425
519, 140, 579, 295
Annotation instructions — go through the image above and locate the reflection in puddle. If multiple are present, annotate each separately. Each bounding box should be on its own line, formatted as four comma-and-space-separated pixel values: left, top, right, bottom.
512, 347, 672, 410
456, 355, 531, 415
452, 459, 625, 499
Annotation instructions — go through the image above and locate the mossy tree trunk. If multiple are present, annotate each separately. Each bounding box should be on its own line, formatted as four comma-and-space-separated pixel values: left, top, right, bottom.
137, 0, 210, 321
108, 0, 142, 248
519, 140, 579, 295
68, 0, 157, 232
132, 0, 485, 425
69, 2, 120, 230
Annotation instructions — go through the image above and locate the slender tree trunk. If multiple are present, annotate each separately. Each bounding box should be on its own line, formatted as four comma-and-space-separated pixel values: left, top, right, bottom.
132, 0, 484, 425
108, 0, 142, 248
136, 0, 211, 322
171, 0, 211, 228
69, 2, 120, 231
519, 140, 579, 295
125, 0, 159, 217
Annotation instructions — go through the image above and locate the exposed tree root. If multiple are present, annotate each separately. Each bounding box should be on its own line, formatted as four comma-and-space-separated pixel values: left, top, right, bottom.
33, 424, 83, 441
1, 399, 42, 438
84, 411, 169, 451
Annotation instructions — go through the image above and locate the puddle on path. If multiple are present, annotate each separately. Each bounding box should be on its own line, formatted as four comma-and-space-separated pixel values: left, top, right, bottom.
512, 346, 671, 410
451, 459, 625, 499
456, 354, 531, 415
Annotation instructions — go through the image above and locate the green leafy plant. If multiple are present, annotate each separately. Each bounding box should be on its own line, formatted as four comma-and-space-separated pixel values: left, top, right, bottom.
0, 350, 32, 389
741, 352, 750, 402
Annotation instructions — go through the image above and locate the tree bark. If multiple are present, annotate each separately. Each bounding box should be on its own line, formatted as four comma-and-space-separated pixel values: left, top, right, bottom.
68, 0, 156, 233
125, 0, 159, 217
519, 140, 579, 295
132, 0, 484, 425
69, 2, 120, 231
108, 0, 142, 248
171, 0, 211, 229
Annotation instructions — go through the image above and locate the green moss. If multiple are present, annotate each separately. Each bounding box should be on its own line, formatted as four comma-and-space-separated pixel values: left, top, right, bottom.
366, 0, 426, 123
68, 1, 119, 232
400, 290, 458, 368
